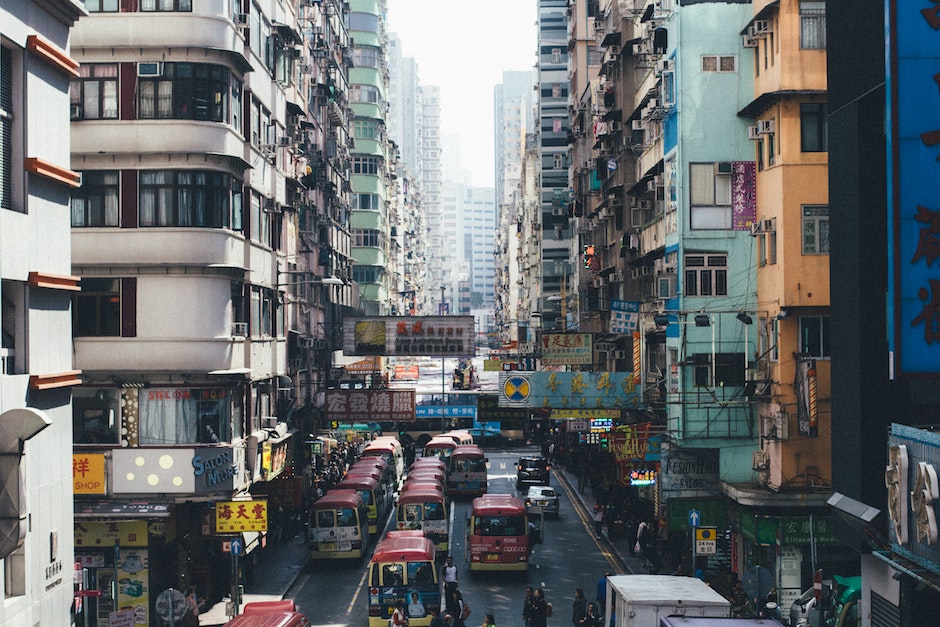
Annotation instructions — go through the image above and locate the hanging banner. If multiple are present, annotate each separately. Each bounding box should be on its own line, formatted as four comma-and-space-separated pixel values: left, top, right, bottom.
794, 354, 818, 437
498, 371, 639, 408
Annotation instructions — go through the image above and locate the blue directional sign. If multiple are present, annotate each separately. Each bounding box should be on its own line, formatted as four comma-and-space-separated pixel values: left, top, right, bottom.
688, 509, 701, 528
230, 537, 243, 556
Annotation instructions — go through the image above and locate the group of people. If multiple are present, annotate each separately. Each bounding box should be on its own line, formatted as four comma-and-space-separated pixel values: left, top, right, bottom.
521, 586, 552, 627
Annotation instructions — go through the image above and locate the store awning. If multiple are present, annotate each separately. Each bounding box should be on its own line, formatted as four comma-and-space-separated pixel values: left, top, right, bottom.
74, 501, 173, 519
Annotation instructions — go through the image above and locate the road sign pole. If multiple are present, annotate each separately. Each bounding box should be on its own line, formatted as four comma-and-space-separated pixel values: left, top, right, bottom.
231, 552, 239, 617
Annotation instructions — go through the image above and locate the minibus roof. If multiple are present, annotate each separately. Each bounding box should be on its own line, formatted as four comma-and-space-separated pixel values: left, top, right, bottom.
334, 476, 379, 490
372, 534, 436, 562
471, 494, 525, 515
398, 488, 445, 503
312, 490, 363, 509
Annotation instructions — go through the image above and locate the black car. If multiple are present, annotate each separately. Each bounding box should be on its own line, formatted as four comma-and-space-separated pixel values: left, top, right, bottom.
516, 456, 550, 488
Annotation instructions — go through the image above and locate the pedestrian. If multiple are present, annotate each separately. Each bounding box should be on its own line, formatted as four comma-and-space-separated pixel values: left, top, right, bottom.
592, 505, 605, 538
391, 601, 409, 627
571, 588, 586, 627
450, 588, 467, 627
429, 608, 445, 627
530, 588, 548, 627
579, 602, 601, 627
442, 555, 459, 596
522, 586, 535, 627
596, 572, 611, 615
443, 614, 455, 627
480, 612, 496, 627
182, 586, 203, 627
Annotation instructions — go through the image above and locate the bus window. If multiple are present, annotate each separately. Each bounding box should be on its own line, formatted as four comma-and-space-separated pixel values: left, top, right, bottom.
409, 561, 434, 584
317, 510, 334, 528
424, 502, 444, 520
404, 504, 421, 523
338, 508, 356, 526
383, 563, 404, 586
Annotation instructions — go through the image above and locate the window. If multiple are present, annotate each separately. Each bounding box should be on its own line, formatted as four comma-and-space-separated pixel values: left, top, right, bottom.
354, 192, 382, 211
701, 55, 736, 73
769, 229, 778, 264
802, 205, 829, 254
73, 388, 121, 444
553, 154, 563, 169
689, 163, 732, 229
800, 1, 826, 49
684, 254, 728, 297
354, 228, 382, 247
140, 0, 192, 10
70, 64, 118, 120
799, 316, 830, 357
693, 353, 745, 387
73, 278, 122, 337
552, 48, 562, 64
800, 103, 828, 152
138, 387, 234, 445
72, 170, 119, 226
138, 170, 241, 228
85, 0, 118, 11
1, 45, 16, 212
350, 84, 380, 104
353, 119, 380, 140
352, 156, 382, 175
756, 139, 764, 171
767, 132, 776, 166
138, 63, 232, 122
353, 47, 379, 69
4, 547, 25, 598
758, 233, 766, 267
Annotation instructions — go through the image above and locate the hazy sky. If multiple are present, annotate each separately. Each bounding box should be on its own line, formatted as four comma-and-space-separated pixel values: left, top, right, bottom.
386, 0, 538, 187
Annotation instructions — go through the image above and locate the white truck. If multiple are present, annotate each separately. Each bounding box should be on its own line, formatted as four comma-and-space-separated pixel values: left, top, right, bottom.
605, 575, 732, 626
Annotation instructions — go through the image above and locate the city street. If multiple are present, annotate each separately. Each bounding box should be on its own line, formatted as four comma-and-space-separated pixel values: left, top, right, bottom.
287, 449, 616, 626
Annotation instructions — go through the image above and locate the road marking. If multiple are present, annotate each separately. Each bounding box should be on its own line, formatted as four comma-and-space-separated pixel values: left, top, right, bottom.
554, 470, 625, 573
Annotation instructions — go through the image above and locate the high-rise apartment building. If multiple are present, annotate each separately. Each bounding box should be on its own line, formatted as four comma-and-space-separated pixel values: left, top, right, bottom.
0, 0, 85, 623
66, 0, 355, 620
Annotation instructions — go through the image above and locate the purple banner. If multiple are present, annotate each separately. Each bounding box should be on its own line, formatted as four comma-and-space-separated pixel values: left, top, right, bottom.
731, 161, 756, 231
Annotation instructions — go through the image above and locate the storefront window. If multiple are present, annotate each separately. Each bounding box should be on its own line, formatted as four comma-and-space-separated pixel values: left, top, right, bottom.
138, 388, 234, 445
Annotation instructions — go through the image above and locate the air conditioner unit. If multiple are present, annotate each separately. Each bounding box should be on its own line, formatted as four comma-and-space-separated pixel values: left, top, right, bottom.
754, 19, 771, 35
747, 125, 760, 140
614, 350, 627, 359
762, 412, 789, 440
609, 272, 623, 283
552, 207, 565, 216
648, 98, 659, 109
137, 62, 163, 77
742, 34, 758, 48
632, 119, 645, 131
762, 217, 777, 232
235, 12, 249, 26
303, 338, 328, 349
752, 449, 770, 472
277, 136, 291, 147
638, 199, 651, 210
715, 162, 733, 174
261, 416, 278, 430
640, 266, 651, 276
758, 119, 775, 134
595, 83, 606, 94
750, 221, 763, 236
232, 322, 249, 336
593, 277, 606, 288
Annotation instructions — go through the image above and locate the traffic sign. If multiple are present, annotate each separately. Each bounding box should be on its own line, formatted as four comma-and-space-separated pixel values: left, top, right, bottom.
694, 526, 717, 555
230, 537, 243, 556
688, 509, 701, 527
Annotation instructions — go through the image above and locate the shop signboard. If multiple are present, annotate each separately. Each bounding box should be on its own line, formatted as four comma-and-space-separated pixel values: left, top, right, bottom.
215, 500, 268, 533
343, 316, 475, 356
326, 389, 416, 422
73, 453, 106, 494
540, 333, 593, 365
659, 445, 720, 497
498, 371, 639, 408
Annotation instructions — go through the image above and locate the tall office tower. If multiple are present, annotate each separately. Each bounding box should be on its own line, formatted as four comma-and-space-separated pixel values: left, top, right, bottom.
349, 0, 394, 315
441, 181, 497, 313
67, 0, 355, 615
0, 0, 84, 624
494, 70, 536, 221
537, 0, 574, 331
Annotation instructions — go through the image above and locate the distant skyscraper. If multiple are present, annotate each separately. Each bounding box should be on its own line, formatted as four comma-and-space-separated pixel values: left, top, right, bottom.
494, 70, 535, 220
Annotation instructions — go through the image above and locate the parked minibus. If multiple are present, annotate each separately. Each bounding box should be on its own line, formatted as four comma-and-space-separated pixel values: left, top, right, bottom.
403, 467, 446, 494
347, 460, 394, 508
333, 475, 387, 536
409, 457, 446, 472
446, 445, 488, 497
421, 436, 457, 460
308, 490, 369, 561
395, 486, 449, 553
224, 600, 309, 627
465, 494, 531, 571
441, 430, 474, 446
367, 531, 440, 627
362, 438, 404, 486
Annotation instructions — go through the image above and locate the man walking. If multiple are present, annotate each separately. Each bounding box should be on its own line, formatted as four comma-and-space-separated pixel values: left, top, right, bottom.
522, 586, 535, 627
442, 555, 459, 596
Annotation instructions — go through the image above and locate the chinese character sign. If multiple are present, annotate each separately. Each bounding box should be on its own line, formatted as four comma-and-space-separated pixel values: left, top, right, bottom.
888, 1, 940, 374
343, 316, 475, 357
326, 389, 416, 422
73, 453, 106, 494
540, 333, 593, 365
215, 500, 268, 533
731, 161, 756, 231
498, 371, 639, 408
609, 300, 640, 334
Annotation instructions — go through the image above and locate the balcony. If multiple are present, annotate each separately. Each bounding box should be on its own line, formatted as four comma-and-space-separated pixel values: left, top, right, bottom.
73, 227, 247, 269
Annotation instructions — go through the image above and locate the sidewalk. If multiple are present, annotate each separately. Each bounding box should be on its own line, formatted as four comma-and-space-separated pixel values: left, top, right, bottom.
198, 535, 310, 626
553, 464, 674, 577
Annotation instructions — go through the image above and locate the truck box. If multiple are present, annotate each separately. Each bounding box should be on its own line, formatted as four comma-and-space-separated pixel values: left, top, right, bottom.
660, 618, 784, 626
605, 575, 732, 626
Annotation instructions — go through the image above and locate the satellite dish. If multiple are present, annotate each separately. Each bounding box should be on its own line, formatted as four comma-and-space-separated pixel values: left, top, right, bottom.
155, 587, 187, 625
741, 566, 773, 601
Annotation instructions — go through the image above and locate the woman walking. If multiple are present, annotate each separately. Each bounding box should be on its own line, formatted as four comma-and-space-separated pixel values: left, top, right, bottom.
571, 588, 586, 627
530, 588, 548, 627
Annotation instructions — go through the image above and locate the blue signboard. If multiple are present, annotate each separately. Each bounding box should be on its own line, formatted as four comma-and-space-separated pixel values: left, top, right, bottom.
414, 406, 477, 418
887, 1, 940, 375
498, 371, 640, 408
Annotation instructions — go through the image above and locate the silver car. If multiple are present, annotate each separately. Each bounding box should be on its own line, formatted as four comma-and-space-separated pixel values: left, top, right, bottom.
524, 486, 560, 518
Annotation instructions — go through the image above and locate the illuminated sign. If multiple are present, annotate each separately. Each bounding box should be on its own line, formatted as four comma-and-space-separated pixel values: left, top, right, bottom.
629, 469, 656, 486
590, 418, 612, 432
343, 316, 476, 357
215, 500, 268, 533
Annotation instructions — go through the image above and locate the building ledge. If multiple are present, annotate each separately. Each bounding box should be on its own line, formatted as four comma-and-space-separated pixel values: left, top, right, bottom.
29, 370, 82, 390
721, 480, 832, 508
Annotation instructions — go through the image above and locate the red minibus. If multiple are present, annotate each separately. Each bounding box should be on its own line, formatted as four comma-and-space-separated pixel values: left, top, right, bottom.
395, 486, 449, 553
466, 494, 531, 571
333, 475, 386, 536
422, 436, 457, 460
447, 445, 488, 497
308, 490, 369, 561
367, 531, 440, 627
224, 600, 309, 626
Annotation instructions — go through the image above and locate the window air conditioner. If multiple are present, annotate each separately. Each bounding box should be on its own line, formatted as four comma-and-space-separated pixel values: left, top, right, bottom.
714, 162, 733, 174
762, 218, 777, 232
235, 13, 249, 26
758, 119, 775, 134
752, 449, 770, 472
754, 20, 771, 35
614, 350, 627, 360
742, 34, 759, 48
137, 62, 163, 77
593, 277, 606, 288
261, 416, 278, 430
747, 125, 760, 140
609, 272, 623, 283
277, 136, 291, 147
632, 119, 645, 131
750, 221, 763, 236
232, 322, 249, 336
